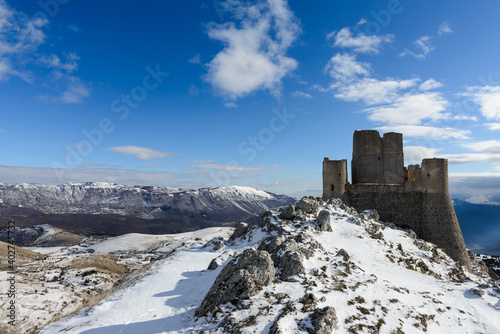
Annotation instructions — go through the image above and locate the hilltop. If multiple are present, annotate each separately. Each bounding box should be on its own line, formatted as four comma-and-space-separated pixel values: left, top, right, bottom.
37, 197, 500, 334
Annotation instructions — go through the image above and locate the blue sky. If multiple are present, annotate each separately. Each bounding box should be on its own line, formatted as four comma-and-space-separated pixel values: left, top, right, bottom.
1, 0, 500, 201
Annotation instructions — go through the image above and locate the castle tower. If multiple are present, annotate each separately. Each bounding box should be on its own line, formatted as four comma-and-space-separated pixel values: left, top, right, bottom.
352, 130, 405, 184
418, 159, 471, 268
322, 158, 347, 200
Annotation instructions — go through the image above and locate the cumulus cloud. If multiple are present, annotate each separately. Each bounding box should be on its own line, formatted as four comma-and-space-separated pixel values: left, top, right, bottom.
206, 0, 301, 100
324, 53, 370, 82
333, 78, 418, 105
366, 92, 449, 125
468, 86, 500, 120
404, 146, 442, 163
108, 146, 174, 160
486, 123, 500, 131
327, 27, 393, 54
419, 78, 443, 91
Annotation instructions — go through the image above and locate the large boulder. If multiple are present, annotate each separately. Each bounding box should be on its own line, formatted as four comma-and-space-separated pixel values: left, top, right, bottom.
279, 204, 295, 220
297, 197, 319, 215
316, 210, 332, 232
196, 249, 274, 317
277, 251, 305, 279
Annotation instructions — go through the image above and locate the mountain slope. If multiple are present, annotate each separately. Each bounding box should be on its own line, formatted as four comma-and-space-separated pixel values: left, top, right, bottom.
38, 197, 500, 334
0, 183, 295, 238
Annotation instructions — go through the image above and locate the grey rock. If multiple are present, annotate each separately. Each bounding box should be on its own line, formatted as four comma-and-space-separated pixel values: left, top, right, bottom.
258, 235, 285, 254
203, 237, 226, 250
196, 249, 274, 317
316, 210, 332, 232
309, 306, 338, 334
207, 258, 218, 270
277, 251, 305, 279
360, 209, 379, 222
297, 197, 319, 215
469, 288, 485, 297
336, 248, 350, 260
279, 204, 295, 220
229, 222, 249, 241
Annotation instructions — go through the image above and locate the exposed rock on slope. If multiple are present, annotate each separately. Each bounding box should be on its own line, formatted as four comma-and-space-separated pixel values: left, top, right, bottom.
38, 197, 500, 334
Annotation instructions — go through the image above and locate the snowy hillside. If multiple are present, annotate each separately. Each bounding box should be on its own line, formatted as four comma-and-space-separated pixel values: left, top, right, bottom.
38, 197, 500, 334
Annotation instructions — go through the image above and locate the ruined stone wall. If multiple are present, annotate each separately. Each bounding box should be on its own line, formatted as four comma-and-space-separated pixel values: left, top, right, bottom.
322, 130, 471, 269
345, 184, 423, 230
351, 130, 405, 185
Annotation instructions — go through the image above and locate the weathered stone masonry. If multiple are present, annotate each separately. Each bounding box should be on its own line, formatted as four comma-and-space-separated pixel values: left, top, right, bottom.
323, 130, 471, 269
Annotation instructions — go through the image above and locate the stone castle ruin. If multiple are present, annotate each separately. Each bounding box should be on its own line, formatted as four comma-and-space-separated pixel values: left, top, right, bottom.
323, 130, 471, 268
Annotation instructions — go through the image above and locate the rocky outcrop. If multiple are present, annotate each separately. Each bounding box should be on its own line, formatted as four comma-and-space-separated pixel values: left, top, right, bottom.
196, 249, 274, 317
306, 306, 338, 334
297, 197, 320, 215
229, 222, 250, 241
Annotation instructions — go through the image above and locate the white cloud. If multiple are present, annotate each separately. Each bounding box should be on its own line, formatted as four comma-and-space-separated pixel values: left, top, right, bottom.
327, 27, 393, 54
188, 160, 216, 164
377, 125, 471, 139
206, 0, 301, 99
188, 54, 201, 64
108, 146, 174, 160
182, 163, 272, 173
404, 146, 442, 163
334, 77, 418, 105
40, 53, 80, 73
366, 92, 449, 125
453, 114, 478, 121
419, 78, 442, 91
464, 140, 500, 154
324, 53, 370, 82
0, 1, 48, 80
400, 36, 435, 59
291, 90, 312, 98
438, 21, 453, 35
468, 86, 500, 120
224, 101, 238, 108
486, 123, 500, 131
60, 77, 91, 104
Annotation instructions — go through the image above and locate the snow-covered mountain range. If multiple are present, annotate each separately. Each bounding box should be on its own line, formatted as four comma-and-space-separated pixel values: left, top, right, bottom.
0, 182, 294, 218
0, 182, 296, 237
36, 197, 500, 334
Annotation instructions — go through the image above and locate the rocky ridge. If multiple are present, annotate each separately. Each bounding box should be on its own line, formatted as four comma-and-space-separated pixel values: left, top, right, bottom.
195, 197, 500, 333
37, 196, 500, 333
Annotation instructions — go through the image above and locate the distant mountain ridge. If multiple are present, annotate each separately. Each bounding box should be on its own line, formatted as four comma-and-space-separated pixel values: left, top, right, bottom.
0, 182, 296, 236
453, 199, 500, 256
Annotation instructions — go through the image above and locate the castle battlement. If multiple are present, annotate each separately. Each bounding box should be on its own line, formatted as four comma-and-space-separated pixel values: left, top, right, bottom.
323, 130, 471, 269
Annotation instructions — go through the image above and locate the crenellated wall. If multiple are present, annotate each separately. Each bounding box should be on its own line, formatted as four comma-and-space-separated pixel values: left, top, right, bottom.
323, 130, 471, 269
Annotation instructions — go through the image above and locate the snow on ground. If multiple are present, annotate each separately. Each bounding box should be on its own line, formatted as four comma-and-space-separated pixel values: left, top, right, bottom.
38, 200, 500, 334
89, 227, 233, 254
